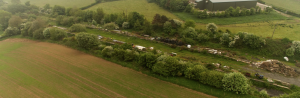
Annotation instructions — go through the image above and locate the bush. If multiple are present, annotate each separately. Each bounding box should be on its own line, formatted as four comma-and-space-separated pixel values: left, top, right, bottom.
243, 33, 266, 49
163, 21, 172, 33
222, 72, 250, 94
291, 41, 300, 53
103, 22, 119, 30
180, 27, 197, 39
43, 28, 51, 38
102, 46, 114, 57
33, 28, 44, 39
21, 22, 32, 36
199, 71, 224, 88
206, 23, 218, 33
124, 49, 139, 62
75, 32, 99, 50
69, 24, 86, 32
286, 48, 295, 56
152, 55, 182, 76
3, 27, 20, 37
49, 28, 67, 40
122, 22, 129, 29
196, 33, 209, 42
184, 65, 207, 80
259, 89, 269, 98
220, 33, 232, 46
113, 48, 126, 61
137, 52, 157, 69
184, 20, 195, 28
182, 37, 196, 45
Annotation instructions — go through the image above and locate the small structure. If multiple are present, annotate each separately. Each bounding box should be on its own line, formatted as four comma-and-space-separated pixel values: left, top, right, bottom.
187, 45, 191, 48
194, 0, 257, 11
284, 57, 289, 61
135, 45, 146, 50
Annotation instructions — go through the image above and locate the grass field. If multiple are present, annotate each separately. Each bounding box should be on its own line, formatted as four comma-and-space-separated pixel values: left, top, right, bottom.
173, 11, 289, 25
0, 38, 215, 98
263, 0, 300, 14
194, 19, 300, 40
87, 0, 179, 20
18, 0, 94, 8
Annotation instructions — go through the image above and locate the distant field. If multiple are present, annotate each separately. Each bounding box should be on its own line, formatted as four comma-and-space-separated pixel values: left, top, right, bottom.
87, 0, 179, 20
0, 38, 214, 98
263, 0, 300, 14
173, 11, 288, 25
18, 0, 94, 8
195, 20, 300, 40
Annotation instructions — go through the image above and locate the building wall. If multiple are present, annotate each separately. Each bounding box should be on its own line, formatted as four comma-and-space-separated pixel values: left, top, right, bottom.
196, 0, 205, 10
212, 2, 236, 11
236, 1, 257, 9
206, 1, 214, 11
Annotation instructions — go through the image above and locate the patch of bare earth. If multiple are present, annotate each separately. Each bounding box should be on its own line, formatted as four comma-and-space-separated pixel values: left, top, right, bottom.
0, 38, 216, 98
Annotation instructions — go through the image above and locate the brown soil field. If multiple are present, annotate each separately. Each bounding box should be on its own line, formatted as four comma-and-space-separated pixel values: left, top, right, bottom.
0, 38, 215, 98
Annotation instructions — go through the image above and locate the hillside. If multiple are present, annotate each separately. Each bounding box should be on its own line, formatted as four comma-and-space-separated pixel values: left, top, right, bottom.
263, 0, 300, 14
19, 0, 94, 7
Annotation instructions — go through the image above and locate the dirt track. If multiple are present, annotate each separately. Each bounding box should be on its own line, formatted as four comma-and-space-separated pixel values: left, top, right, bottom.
0, 38, 216, 98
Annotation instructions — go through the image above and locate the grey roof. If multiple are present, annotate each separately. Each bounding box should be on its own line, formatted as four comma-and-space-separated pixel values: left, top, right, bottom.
210, 0, 257, 3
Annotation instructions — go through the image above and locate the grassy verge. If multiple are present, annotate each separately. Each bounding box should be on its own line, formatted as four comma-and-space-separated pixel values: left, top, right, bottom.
173, 11, 289, 25
19, 0, 95, 7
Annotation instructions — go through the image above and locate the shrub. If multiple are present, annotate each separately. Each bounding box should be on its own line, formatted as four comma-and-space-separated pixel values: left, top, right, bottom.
243, 33, 266, 49
75, 32, 99, 50
104, 22, 119, 30
184, 65, 207, 80
182, 37, 196, 45
69, 24, 86, 32
180, 27, 197, 39
199, 71, 224, 88
196, 33, 209, 42
102, 46, 114, 57
291, 41, 300, 53
3, 27, 20, 37
184, 20, 195, 28
113, 48, 126, 61
220, 33, 232, 46
259, 89, 269, 98
206, 23, 218, 33
163, 21, 172, 33
21, 22, 32, 36
49, 28, 67, 40
122, 22, 129, 29
152, 55, 182, 76
137, 52, 157, 69
286, 48, 295, 56
43, 28, 51, 38
124, 49, 139, 62
222, 72, 250, 94
33, 28, 44, 39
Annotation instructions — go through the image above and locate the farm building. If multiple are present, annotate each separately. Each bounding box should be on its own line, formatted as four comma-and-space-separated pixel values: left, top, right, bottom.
194, 0, 257, 11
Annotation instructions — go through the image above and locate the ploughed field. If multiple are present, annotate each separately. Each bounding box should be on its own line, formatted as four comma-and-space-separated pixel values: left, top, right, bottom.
0, 38, 215, 98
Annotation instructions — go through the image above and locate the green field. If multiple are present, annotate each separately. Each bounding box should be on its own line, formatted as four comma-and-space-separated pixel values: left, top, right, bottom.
263, 0, 300, 14
173, 11, 288, 25
0, 38, 216, 98
87, 0, 179, 20
19, 0, 94, 7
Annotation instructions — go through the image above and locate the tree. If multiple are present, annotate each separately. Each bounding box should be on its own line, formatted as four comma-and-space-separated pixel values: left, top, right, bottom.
11, 0, 20, 4
43, 28, 51, 38
21, 22, 32, 36
8, 16, 22, 27
163, 21, 172, 33
69, 24, 86, 32
222, 72, 250, 94
250, 8, 256, 15
220, 33, 232, 46
33, 28, 44, 39
138, 52, 157, 69
184, 20, 195, 28
128, 12, 145, 28
44, 4, 51, 9
206, 23, 218, 33
134, 20, 142, 30
93, 8, 105, 24
184, 4, 193, 12
143, 20, 153, 35
122, 22, 129, 29
180, 27, 197, 39
75, 32, 99, 49
102, 46, 114, 57
49, 28, 67, 40
7, 4, 28, 14
0, 10, 12, 30
52, 5, 65, 15
243, 33, 266, 49
184, 65, 207, 80
152, 55, 182, 76
28, 18, 47, 37
2, 27, 19, 37
25, 1, 30, 6
103, 22, 119, 30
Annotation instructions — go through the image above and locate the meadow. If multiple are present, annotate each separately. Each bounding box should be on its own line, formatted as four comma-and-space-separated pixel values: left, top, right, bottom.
0, 38, 216, 98
173, 11, 288, 25
263, 0, 300, 14
87, 0, 179, 20
19, 0, 94, 8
